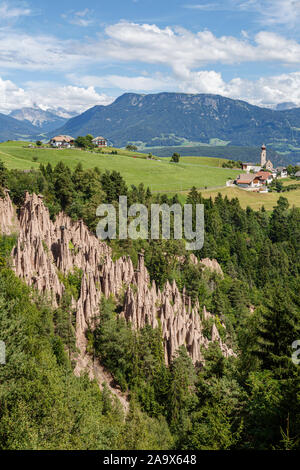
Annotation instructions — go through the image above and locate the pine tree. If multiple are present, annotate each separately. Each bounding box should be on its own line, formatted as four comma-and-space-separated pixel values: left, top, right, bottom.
254, 286, 300, 377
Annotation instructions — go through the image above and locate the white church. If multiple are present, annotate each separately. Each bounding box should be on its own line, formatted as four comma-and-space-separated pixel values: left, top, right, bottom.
241, 144, 274, 173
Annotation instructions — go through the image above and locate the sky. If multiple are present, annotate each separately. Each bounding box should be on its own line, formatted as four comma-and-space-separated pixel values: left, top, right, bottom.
1, 0, 300, 114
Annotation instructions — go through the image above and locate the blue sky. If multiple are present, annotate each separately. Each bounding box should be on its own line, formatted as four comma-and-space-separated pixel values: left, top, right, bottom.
1, 0, 300, 114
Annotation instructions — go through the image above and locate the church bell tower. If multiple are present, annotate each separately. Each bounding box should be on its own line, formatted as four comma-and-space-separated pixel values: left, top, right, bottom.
261, 144, 266, 167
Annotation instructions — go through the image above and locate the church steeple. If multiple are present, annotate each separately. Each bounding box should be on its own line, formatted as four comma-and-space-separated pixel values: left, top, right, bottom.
261, 144, 266, 167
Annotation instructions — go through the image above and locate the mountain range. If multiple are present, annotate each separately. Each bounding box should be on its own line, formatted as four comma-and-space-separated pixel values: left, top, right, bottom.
0, 106, 77, 142
1, 93, 300, 164
51, 92, 300, 164
9, 106, 77, 133
0, 112, 39, 141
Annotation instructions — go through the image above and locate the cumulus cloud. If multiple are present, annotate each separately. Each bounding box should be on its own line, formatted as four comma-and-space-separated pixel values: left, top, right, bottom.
1, 20, 300, 74
24, 83, 114, 113
176, 69, 300, 107
229, 72, 300, 107
0, 78, 114, 114
24, 71, 300, 111
0, 77, 30, 112
1, 19, 300, 111
2, 69, 300, 115
101, 22, 300, 69
2, 20, 300, 73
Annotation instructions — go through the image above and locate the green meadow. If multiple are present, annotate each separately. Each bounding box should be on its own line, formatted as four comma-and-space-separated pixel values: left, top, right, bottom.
0, 141, 241, 192
171, 186, 300, 210
1, 141, 300, 209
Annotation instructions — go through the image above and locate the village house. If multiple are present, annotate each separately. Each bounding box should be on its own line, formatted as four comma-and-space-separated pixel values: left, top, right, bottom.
50, 135, 74, 148
241, 163, 261, 173
276, 166, 288, 178
236, 174, 258, 188
92, 136, 107, 147
255, 171, 274, 184
235, 170, 273, 189
295, 170, 300, 179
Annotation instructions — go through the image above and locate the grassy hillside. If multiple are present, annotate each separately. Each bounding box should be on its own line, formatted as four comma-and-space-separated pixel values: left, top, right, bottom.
0, 142, 242, 192
173, 186, 300, 211
2, 141, 299, 209
179, 156, 237, 167
142, 145, 285, 165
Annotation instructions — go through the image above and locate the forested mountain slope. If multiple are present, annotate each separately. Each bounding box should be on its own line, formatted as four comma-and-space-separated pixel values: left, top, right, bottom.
0, 160, 299, 450
52, 92, 300, 154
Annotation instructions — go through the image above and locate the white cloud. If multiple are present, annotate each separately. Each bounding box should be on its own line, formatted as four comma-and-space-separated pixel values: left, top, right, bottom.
176, 69, 300, 107
0, 31, 90, 71
1, 19, 300, 112
25, 84, 114, 113
2, 69, 300, 115
0, 78, 114, 114
75, 8, 90, 17
68, 73, 175, 92
238, 0, 300, 27
184, 1, 300, 27
1, 20, 300, 74
0, 77, 30, 112
0, 1, 31, 20
230, 72, 300, 107
62, 8, 94, 27
183, 3, 225, 11
101, 22, 300, 69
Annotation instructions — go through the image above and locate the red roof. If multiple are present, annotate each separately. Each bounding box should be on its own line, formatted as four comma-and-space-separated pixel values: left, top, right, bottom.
256, 171, 272, 180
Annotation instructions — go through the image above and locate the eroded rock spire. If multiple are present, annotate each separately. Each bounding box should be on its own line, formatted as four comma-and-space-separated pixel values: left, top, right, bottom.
1, 191, 234, 367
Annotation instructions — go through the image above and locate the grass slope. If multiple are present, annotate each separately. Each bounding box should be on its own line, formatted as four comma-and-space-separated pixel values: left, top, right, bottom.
179, 156, 236, 167
142, 145, 285, 165
1, 141, 299, 209
0, 142, 242, 192
173, 186, 300, 211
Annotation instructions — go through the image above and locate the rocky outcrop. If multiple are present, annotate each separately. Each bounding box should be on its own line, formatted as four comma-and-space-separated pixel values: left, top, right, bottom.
1, 192, 235, 369
0, 189, 19, 235
121, 253, 233, 364
190, 254, 224, 278
200, 258, 224, 278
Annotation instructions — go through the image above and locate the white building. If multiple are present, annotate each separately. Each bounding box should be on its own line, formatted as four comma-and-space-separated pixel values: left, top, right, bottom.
276, 167, 288, 178
241, 163, 261, 173
50, 135, 74, 148
92, 136, 107, 147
